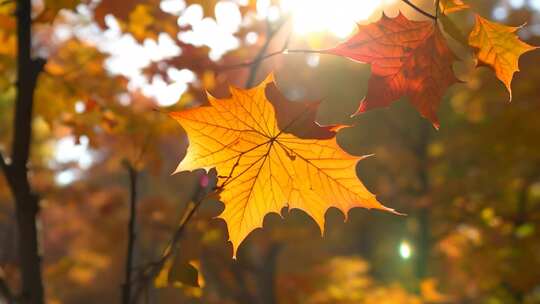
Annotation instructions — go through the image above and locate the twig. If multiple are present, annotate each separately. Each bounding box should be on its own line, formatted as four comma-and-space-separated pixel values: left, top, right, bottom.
131, 184, 209, 303
121, 162, 138, 304
245, 17, 289, 87
400, 0, 437, 20
220, 48, 325, 72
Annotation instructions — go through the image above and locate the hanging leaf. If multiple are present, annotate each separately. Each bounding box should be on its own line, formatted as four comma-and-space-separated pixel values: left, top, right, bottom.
468, 14, 538, 100
170, 74, 398, 256
438, 0, 469, 14
326, 13, 459, 129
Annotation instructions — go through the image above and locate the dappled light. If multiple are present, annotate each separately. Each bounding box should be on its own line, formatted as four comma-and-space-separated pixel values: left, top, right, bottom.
1, 0, 540, 303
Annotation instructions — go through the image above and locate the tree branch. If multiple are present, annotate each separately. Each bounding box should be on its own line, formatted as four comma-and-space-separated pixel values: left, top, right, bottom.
400, 0, 437, 20
122, 162, 139, 304
132, 183, 209, 303
245, 17, 289, 87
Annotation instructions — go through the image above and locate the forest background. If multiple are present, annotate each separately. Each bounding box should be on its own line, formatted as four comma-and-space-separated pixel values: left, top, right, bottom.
2, 0, 540, 303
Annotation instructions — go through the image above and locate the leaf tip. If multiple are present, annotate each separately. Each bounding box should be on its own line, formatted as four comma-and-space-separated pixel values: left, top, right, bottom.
351, 100, 368, 118
260, 72, 276, 87
361, 153, 376, 160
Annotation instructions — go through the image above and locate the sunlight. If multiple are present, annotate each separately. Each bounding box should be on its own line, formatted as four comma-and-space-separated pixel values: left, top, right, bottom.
279, 0, 394, 38
399, 240, 412, 259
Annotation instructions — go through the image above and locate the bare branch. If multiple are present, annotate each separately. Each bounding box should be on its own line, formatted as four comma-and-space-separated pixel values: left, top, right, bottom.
245, 17, 289, 87
220, 48, 325, 72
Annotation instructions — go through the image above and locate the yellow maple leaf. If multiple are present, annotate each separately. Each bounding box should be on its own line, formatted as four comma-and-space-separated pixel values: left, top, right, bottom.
469, 15, 537, 100
170, 74, 398, 256
438, 0, 469, 14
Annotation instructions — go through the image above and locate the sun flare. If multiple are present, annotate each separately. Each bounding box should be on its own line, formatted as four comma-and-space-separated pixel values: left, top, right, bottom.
279, 0, 396, 37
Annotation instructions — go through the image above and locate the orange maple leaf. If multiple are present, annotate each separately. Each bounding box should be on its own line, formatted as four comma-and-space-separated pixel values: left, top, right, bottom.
170, 75, 398, 256
469, 15, 538, 101
325, 13, 459, 129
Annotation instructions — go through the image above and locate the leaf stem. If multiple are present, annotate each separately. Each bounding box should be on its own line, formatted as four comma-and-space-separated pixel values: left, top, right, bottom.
400, 0, 437, 20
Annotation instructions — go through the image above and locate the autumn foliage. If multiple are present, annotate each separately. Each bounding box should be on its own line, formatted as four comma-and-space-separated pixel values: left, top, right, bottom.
1, 0, 540, 303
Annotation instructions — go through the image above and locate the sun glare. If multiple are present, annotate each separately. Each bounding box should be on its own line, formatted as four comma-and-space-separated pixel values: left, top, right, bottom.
280, 0, 394, 38
399, 240, 412, 260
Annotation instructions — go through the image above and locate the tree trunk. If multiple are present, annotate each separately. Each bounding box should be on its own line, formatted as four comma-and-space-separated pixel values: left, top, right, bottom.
6, 0, 46, 303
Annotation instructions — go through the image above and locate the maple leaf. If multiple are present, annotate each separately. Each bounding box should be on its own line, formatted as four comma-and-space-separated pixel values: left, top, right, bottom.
468, 15, 538, 100
170, 75, 398, 256
326, 13, 459, 129
438, 0, 469, 14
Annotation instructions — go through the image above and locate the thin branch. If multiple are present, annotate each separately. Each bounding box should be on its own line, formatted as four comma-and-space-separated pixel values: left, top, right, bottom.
400, 0, 437, 20
245, 17, 289, 87
220, 49, 324, 72
122, 162, 139, 304
132, 184, 209, 303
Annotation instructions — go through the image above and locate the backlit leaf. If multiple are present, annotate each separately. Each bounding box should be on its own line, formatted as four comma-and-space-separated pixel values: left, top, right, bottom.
468, 15, 538, 100
438, 0, 469, 14
326, 13, 459, 129
170, 74, 397, 256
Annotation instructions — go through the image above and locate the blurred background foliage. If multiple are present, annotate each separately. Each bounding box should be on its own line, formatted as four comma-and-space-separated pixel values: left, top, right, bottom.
1, 0, 540, 303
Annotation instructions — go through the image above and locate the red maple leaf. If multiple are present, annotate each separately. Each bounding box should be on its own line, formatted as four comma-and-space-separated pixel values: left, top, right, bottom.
326, 13, 459, 129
